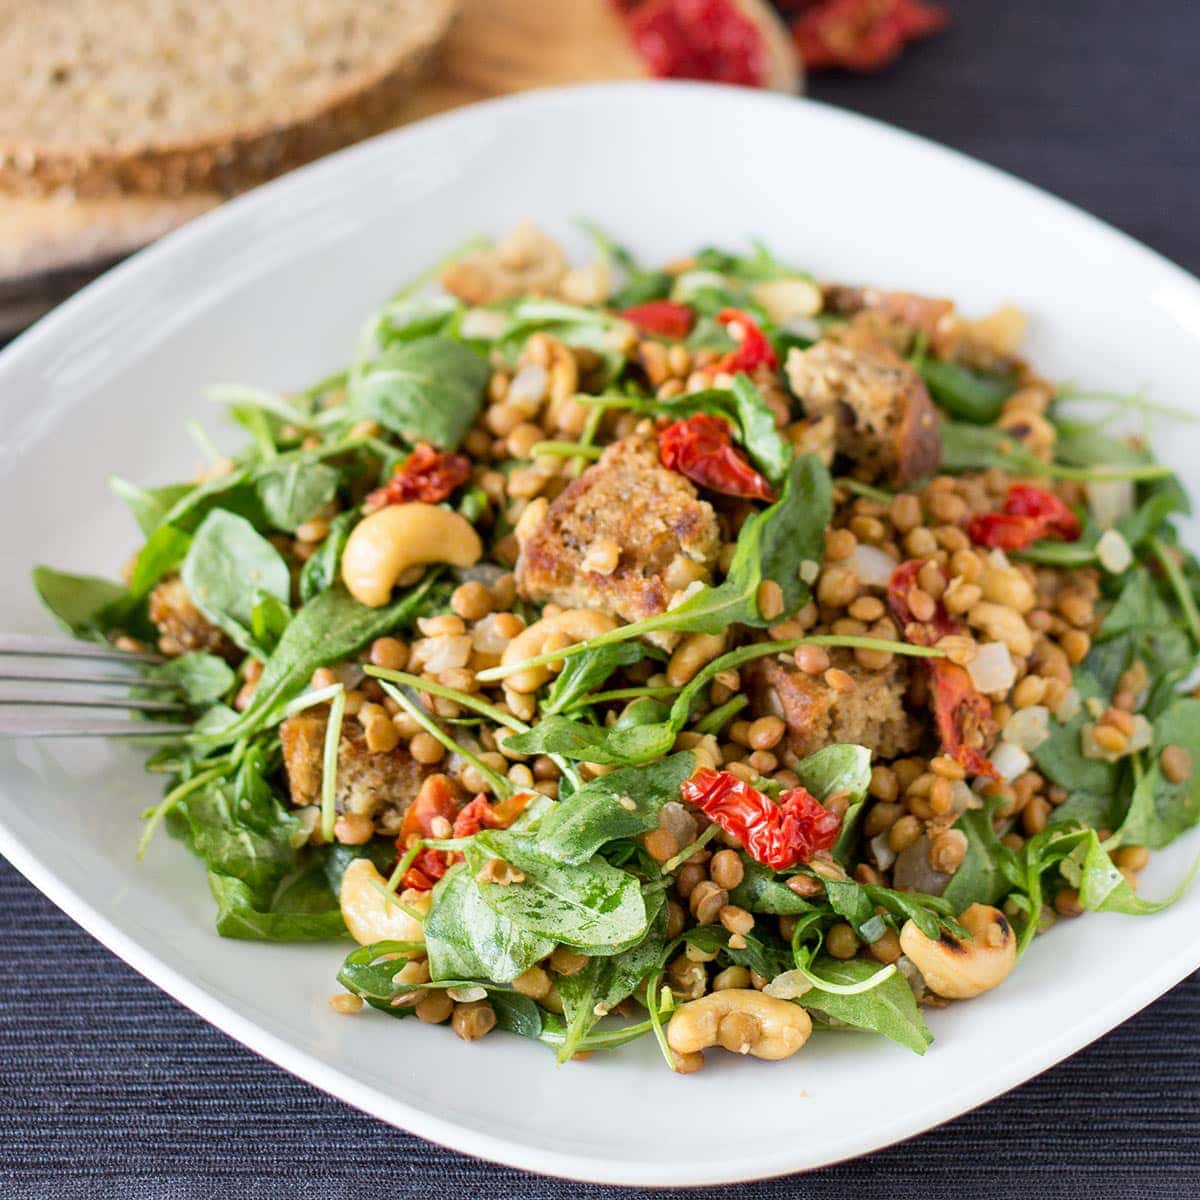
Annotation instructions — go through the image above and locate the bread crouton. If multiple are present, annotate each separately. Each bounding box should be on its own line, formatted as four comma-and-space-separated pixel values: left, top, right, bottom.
148, 576, 234, 659
748, 652, 921, 761
515, 431, 721, 623
280, 709, 440, 835
785, 330, 941, 486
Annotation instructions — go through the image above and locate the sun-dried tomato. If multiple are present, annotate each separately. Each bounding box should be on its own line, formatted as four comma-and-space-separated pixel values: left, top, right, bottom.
451, 791, 532, 839
620, 300, 695, 339
888, 559, 999, 778
366, 443, 471, 510
966, 484, 1081, 551
681, 768, 840, 869
617, 0, 769, 87
716, 307, 778, 373
790, 0, 949, 72
659, 412, 777, 501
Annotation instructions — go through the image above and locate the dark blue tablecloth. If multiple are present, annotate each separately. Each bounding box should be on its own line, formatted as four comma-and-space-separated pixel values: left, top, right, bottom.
3, 1, 1199, 1195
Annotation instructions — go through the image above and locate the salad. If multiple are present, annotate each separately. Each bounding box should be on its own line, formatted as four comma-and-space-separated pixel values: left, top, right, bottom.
34, 222, 1200, 1071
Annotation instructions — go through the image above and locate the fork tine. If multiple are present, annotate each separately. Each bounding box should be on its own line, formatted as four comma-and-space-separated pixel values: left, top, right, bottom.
0, 665, 178, 688
0, 711, 192, 738
0, 633, 164, 664
0, 693, 188, 713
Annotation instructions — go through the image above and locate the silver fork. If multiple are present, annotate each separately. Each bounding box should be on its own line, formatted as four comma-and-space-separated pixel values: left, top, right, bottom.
0, 634, 193, 738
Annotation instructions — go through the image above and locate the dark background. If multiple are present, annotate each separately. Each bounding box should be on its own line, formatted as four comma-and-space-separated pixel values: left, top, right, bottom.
3, 1, 1199, 1196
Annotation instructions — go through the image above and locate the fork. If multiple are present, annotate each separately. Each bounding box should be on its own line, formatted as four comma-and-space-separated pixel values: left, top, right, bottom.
0, 633, 193, 738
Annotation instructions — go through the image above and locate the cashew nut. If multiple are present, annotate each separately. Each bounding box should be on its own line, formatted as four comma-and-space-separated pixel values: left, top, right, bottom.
499, 608, 618, 693
899, 903, 1016, 1000
339, 858, 429, 946
666, 989, 813, 1062
341, 503, 483, 607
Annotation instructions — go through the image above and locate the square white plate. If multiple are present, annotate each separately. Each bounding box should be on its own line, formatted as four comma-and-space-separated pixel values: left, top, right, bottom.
1, 82, 1198, 1187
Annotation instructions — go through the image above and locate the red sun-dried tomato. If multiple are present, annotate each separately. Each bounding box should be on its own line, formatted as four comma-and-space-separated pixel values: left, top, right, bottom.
681, 768, 840, 869
716, 307, 778, 373
366, 443, 471, 511
451, 791, 533, 839
887, 559, 999, 778
659, 412, 777, 501
620, 299, 696, 339
790, 0, 949, 73
966, 484, 1081, 551
617, 0, 769, 87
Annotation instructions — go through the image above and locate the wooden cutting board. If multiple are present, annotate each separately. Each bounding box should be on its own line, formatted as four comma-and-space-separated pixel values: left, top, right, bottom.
0, 0, 646, 336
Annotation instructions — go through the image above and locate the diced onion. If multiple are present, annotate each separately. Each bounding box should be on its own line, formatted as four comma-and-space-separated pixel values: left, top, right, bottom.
870, 832, 896, 871
1085, 478, 1135, 530
459, 308, 510, 340
1097, 528, 1133, 574
966, 641, 1017, 694
990, 740, 1032, 782
892, 836, 950, 895
1003, 704, 1051, 751
764, 970, 814, 1000
670, 270, 728, 302
847, 542, 898, 589
417, 634, 472, 673
508, 363, 548, 409
472, 614, 513, 657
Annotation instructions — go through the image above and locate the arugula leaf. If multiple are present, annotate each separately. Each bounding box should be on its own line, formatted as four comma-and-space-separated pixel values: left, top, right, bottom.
32, 566, 130, 639
541, 641, 647, 716
801, 957, 932, 1055
463, 831, 648, 949
256, 460, 339, 532
194, 576, 445, 744
299, 511, 355, 603
181, 510, 290, 649
128, 525, 192, 597
152, 652, 235, 706
110, 476, 194, 537
942, 798, 1015, 909
1033, 667, 1117, 798
208, 871, 346, 941
729, 858, 817, 915
1116, 698, 1200, 848
791, 744, 871, 864
823, 879, 960, 941
1066, 829, 1200, 915
424, 865, 556, 983
536, 753, 695, 864
352, 335, 489, 449
680, 924, 793, 981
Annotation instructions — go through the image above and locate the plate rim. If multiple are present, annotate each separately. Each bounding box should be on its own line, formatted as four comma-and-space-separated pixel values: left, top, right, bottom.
3, 79, 1200, 1186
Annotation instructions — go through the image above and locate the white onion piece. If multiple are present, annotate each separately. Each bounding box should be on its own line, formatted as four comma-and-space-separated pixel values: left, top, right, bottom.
1055, 686, 1082, 723
1097, 528, 1133, 574
751, 278, 822, 323
892, 837, 950, 895
951, 780, 981, 813
1086, 478, 1135, 529
417, 634, 472, 673
991, 740, 1032, 782
670, 269, 728, 302
764, 970, 814, 1000
472, 614, 513, 656
1128, 714, 1153, 753
966, 641, 1016, 694
846, 542, 898, 589
508, 363, 548, 408
870, 832, 897, 871
459, 308, 510, 340
1004, 705, 1051, 751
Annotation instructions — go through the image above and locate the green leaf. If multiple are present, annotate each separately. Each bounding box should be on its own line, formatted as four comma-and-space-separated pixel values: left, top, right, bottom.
181, 510, 290, 649
152, 652, 235, 706
299, 511, 356, 603
1116, 698, 1200, 848
823, 879, 959, 941
352, 335, 489, 450
681, 924, 793, 981
802, 957, 932, 1054
1069, 830, 1200, 915
128, 525, 192, 597
942, 798, 1015, 909
110, 476, 194, 537
791, 744, 871, 864
424, 865, 556, 984
728, 858, 816, 915
32, 565, 130, 638
1033, 667, 1118, 798
464, 831, 648, 949
209, 872, 346, 941
536, 753, 695, 864
541, 641, 647, 715
256, 460, 339, 532
919, 359, 1016, 424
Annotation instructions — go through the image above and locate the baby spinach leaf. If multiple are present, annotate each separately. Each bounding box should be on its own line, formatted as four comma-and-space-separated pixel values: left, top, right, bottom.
32, 566, 130, 639
110, 476, 194, 537
1116, 698, 1200, 848
208, 871, 346, 941
729, 859, 816, 915
791, 744, 872, 863
352, 335, 488, 450
536, 753, 695, 864
256, 460, 339, 532
464, 831, 648, 949
802, 957, 932, 1055
424, 865, 556, 984
919, 359, 1016, 424
181, 510, 290, 649
541, 641, 647, 716
128, 525, 192, 597
299, 511, 356, 604
250, 591, 292, 655
489, 992, 546, 1040
152, 652, 235, 706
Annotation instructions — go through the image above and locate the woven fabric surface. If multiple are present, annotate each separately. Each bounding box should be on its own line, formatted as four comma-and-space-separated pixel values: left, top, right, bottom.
3, 0, 1199, 1196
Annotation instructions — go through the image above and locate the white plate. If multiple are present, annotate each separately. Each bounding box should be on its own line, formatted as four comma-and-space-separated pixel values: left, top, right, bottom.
2, 82, 1199, 1187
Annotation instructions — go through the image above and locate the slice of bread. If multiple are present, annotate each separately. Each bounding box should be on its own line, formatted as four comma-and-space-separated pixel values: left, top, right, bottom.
0, 0, 460, 198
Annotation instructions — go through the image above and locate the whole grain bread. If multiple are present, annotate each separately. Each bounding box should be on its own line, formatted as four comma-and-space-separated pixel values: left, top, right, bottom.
0, 0, 460, 198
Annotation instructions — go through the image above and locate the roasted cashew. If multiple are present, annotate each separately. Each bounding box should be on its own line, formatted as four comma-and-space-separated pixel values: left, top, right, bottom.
499, 608, 617, 693
666, 989, 813, 1062
899, 903, 1016, 1000
339, 858, 430, 946
341, 503, 483, 607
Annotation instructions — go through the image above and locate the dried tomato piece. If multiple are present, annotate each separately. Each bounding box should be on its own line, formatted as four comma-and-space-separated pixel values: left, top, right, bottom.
620, 300, 695, 339
397, 775, 461, 890
618, 0, 769, 87
791, 0, 949, 73
451, 791, 532, 838
366, 443, 471, 510
716, 307, 778, 373
681, 767, 840, 869
659, 412, 777, 502
966, 484, 1081, 551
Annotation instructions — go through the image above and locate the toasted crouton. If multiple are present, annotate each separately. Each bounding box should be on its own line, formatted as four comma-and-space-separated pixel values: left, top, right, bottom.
515, 431, 721, 623
785, 330, 941, 486
280, 709, 440, 835
748, 652, 921, 761
148, 576, 234, 659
